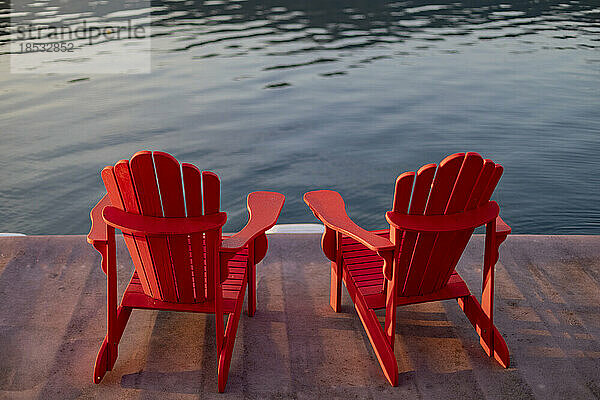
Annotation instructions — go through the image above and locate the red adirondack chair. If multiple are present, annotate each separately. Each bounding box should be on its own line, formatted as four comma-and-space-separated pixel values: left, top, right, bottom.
304, 152, 511, 386
87, 151, 284, 392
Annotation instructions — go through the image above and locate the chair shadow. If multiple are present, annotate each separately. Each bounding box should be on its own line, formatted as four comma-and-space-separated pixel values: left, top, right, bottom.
121, 369, 206, 395
119, 309, 217, 394
111, 236, 600, 398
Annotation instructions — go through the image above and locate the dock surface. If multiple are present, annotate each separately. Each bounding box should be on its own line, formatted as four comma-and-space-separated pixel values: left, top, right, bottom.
1, 234, 599, 399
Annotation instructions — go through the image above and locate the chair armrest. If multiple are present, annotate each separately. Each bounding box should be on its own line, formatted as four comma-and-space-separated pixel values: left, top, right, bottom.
496, 215, 511, 236
303, 190, 394, 252
221, 191, 285, 252
87, 195, 111, 245
385, 201, 500, 233
102, 206, 227, 235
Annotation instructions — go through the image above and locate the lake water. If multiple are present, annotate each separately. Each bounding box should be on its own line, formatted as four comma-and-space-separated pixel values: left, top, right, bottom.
1, 0, 599, 235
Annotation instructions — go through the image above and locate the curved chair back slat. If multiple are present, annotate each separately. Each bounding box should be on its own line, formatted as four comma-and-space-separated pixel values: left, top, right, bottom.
102, 151, 221, 303
392, 152, 503, 296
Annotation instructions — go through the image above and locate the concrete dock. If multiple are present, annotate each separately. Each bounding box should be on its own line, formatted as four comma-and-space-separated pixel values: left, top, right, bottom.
0, 234, 599, 399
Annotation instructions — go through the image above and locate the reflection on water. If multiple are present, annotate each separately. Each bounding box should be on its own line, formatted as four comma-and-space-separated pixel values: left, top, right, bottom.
0, 0, 599, 234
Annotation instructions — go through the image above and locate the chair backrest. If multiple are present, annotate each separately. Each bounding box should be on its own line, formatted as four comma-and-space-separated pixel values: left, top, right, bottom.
101, 151, 222, 303
391, 152, 503, 297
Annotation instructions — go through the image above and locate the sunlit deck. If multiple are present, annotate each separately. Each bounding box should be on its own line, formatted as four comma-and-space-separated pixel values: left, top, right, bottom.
0, 234, 598, 399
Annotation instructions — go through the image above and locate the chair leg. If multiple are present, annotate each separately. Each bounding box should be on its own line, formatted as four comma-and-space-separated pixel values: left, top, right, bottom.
217, 312, 242, 392
247, 262, 256, 316
354, 293, 398, 386
218, 278, 246, 392
457, 295, 510, 368
94, 229, 135, 384
247, 243, 256, 317
457, 219, 509, 368
94, 337, 110, 384
384, 280, 397, 351
94, 306, 132, 383
330, 260, 342, 312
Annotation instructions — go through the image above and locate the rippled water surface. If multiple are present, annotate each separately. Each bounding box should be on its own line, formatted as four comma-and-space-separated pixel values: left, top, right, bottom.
1, 0, 599, 234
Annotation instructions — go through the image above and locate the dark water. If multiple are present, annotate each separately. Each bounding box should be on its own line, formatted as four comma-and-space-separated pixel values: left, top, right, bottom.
0, 0, 599, 235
